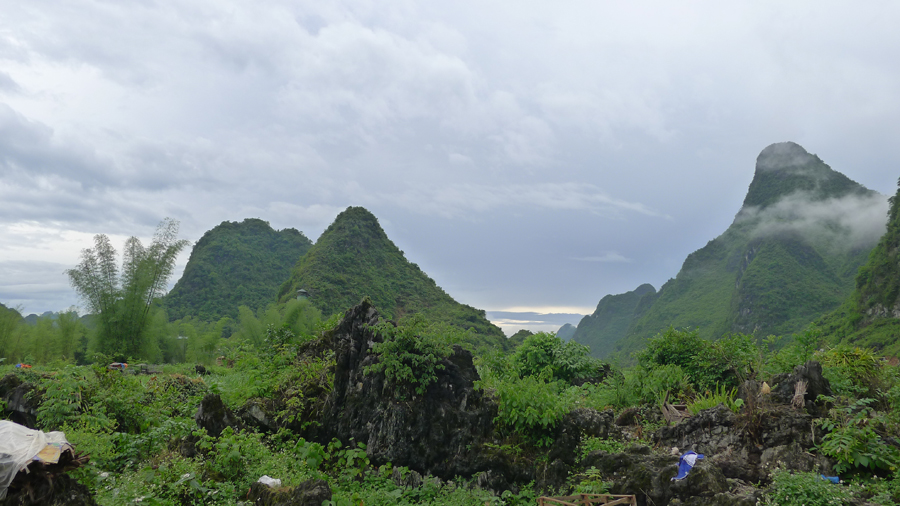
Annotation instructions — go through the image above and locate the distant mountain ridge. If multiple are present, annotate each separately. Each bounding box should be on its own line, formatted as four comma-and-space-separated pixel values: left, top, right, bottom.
574, 142, 888, 359
278, 206, 509, 351
163, 219, 313, 321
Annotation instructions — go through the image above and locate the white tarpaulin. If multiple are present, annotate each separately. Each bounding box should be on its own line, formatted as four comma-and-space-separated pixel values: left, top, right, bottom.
0, 420, 72, 499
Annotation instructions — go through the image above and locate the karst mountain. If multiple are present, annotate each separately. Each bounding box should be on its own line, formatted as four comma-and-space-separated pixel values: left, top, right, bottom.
574, 142, 888, 359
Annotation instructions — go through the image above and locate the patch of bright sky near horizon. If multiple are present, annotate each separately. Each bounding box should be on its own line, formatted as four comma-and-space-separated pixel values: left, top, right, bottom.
0, 1, 898, 335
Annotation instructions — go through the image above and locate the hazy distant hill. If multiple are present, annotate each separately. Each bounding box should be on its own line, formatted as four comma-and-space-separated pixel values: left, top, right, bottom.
572, 284, 655, 357
278, 206, 509, 351
575, 142, 887, 359
817, 178, 900, 355
164, 219, 313, 321
556, 323, 577, 341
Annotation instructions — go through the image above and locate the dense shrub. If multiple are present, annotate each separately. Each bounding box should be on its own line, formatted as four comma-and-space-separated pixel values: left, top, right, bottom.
817, 397, 900, 474
365, 314, 464, 396
636, 327, 757, 391
761, 469, 852, 506
512, 331, 601, 384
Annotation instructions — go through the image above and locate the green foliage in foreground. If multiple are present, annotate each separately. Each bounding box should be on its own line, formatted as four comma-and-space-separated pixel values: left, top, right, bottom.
477, 332, 611, 445
1, 351, 541, 506
7, 308, 900, 505
635, 327, 758, 391
817, 397, 900, 474
512, 331, 602, 383
687, 384, 744, 415
760, 469, 852, 506
365, 313, 460, 397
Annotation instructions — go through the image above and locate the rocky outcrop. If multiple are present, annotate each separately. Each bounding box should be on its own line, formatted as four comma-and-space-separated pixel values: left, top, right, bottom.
654, 404, 831, 483
770, 360, 832, 413
314, 299, 499, 480
582, 445, 760, 506
195, 393, 243, 438
1, 374, 39, 429
548, 408, 619, 466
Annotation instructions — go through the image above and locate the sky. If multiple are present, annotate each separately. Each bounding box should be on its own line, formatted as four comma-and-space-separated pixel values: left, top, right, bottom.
1, 1, 898, 334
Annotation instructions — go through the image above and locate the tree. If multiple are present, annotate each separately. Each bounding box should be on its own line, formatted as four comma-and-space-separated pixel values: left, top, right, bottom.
67, 218, 189, 359
0, 303, 23, 362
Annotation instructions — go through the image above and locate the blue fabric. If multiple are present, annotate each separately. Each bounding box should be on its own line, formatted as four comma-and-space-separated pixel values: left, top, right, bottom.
672, 451, 705, 481
820, 475, 840, 484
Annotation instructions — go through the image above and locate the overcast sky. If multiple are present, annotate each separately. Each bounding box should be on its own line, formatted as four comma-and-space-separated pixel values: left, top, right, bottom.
1, 2, 898, 332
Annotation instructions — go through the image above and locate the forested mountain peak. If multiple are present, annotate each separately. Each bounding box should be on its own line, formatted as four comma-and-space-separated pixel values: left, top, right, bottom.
315, 206, 387, 252
163, 218, 313, 321
278, 206, 508, 351
574, 143, 886, 360
740, 142, 874, 211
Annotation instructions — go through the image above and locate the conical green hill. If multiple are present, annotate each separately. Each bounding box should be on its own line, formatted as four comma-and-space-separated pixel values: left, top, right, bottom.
278, 206, 508, 350
163, 219, 313, 321
576, 142, 886, 360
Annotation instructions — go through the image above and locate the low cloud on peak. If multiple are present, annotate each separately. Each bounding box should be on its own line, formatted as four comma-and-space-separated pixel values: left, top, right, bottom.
736, 190, 889, 250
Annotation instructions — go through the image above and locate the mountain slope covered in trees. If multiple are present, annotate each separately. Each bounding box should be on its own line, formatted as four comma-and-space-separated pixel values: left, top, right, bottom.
575, 142, 887, 359
164, 219, 313, 321
817, 178, 900, 355
278, 206, 509, 351
571, 284, 655, 357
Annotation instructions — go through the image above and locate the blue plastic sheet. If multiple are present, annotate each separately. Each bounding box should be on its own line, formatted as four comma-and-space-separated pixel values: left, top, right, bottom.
672, 451, 705, 481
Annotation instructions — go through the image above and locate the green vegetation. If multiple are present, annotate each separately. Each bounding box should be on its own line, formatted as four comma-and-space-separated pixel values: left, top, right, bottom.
477, 332, 609, 445
635, 327, 757, 391
817, 397, 900, 474
164, 219, 313, 322
278, 206, 508, 351
365, 313, 459, 397
4, 299, 900, 504
66, 219, 190, 359
760, 469, 852, 506
686, 384, 743, 415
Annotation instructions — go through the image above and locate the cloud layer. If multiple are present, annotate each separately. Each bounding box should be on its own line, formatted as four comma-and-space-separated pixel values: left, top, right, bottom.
0, 1, 898, 323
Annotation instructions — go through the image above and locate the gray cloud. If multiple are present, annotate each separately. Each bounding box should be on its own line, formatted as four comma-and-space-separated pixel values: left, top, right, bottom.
737, 191, 890, 250
571, 253, 632, 263
0, 71, 19, 92
384, 182, 668, 220
0, 1, 898, 319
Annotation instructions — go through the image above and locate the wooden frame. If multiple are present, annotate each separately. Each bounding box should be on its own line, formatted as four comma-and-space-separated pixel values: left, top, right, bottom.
536, 494, 637, 506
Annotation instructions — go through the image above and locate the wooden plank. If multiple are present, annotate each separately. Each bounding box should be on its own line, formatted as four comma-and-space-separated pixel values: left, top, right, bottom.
602, 498, 636, 506
537, 494, 637, 506
537, 498, 577, 506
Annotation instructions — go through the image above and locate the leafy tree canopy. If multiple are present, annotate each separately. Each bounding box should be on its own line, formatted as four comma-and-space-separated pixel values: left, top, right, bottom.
67, 218, 189, 359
